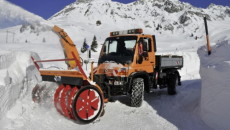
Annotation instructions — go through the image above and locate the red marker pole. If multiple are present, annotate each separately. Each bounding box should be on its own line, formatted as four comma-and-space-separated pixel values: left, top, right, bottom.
204, 17, 212, 55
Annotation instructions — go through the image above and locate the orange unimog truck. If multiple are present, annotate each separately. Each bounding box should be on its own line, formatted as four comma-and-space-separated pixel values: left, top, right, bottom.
91, 29, 183, 107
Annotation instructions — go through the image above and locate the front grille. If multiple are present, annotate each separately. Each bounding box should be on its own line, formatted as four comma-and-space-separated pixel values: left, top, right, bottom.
94, 74, 128, 96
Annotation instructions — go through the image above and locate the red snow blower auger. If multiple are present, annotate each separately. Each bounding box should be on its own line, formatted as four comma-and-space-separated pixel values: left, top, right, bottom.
31, 26, 105, 123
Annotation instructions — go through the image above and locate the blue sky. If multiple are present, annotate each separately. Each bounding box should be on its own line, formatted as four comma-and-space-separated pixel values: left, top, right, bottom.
6, 0, 230, 19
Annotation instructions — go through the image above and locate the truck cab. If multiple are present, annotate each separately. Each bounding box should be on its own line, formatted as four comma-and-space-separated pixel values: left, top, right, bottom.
92, 28, 183, 107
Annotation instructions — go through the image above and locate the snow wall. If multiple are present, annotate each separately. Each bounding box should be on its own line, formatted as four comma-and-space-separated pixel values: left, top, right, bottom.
0, 51, 41, 119
198, 41, 230, 130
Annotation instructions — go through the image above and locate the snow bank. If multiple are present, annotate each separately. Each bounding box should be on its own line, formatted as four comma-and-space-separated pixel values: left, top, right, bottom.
0, 0, 45, 29
198, 40, 230, 130
157, 50, 200, 80
0, 51, 41, 119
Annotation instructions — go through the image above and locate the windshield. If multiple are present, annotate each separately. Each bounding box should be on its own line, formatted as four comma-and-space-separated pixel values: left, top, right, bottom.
98, 36, 137, 64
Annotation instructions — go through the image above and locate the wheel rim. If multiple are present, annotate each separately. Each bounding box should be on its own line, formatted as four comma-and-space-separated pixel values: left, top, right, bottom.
72, 86, 103, 122
76, 89, 100, 120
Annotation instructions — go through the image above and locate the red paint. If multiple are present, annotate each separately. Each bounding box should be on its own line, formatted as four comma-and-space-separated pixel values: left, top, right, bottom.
67, 87, 79, 119
54, 85, 65, 115
60, 85, 72, 118
75, 89, 99, 119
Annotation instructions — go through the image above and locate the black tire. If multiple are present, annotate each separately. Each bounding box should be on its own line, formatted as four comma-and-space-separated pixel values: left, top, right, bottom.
131, 78, 144, 107
72, 85, 104, 123
167, 73, 178, 95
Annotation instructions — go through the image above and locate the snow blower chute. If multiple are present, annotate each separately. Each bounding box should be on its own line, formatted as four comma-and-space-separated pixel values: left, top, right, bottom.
31, 26, 104, 123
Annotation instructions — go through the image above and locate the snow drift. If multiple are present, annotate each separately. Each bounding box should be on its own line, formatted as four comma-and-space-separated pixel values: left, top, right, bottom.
0, 51, 40, 118
198, 40, 230, 130
0, 0, 45, 29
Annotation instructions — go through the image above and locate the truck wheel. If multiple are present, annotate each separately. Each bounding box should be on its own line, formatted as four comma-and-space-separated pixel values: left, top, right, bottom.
131, 78, 144, 107
167, 74, 178, 95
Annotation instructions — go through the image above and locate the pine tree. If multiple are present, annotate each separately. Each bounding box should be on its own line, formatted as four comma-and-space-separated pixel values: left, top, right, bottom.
91, 35, 98, 52
81, 38, 89, 53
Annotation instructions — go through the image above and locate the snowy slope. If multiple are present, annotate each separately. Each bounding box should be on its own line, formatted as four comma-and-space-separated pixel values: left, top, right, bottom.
0, 0, 45, 29
0, 0, 58, 44
0, 24, 59, 44
0, 0, 230, 48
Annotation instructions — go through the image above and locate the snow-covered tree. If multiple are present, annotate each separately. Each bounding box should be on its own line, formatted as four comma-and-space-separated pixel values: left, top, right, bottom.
81, 38, 89, 53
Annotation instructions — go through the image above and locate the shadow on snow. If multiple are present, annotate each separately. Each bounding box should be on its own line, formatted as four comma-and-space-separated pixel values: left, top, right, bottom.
113, 79, 210, 130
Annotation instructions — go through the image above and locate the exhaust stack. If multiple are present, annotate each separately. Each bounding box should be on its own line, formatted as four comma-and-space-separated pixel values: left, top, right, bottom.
204, 17, 212, 55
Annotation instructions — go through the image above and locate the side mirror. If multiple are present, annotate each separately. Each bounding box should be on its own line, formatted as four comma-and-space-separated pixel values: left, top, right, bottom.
142, 42, 148, 58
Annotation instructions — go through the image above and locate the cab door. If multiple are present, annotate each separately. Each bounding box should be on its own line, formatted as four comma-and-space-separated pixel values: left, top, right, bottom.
134, 36, 155, 73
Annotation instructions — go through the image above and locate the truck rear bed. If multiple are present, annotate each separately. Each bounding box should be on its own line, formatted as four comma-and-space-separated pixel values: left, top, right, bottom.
156, 55, 183, 69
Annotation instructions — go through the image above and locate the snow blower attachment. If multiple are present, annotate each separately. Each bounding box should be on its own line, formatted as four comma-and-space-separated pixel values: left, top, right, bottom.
31, 26, 104, 123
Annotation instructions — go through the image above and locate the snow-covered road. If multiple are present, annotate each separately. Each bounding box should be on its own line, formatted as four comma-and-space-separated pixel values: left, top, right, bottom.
0, 42, 210, 130
0, 78, 210, 130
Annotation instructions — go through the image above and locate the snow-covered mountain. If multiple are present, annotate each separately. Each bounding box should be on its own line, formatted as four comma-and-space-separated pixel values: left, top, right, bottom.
0, 0, 57, 44
49, 0, 230, 40
0, 0, 45, 29
1, 0, 230, 45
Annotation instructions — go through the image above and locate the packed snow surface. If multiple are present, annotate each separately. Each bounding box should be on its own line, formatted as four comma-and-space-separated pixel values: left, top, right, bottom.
198, 40, 230, 130
0, 51, 40, 119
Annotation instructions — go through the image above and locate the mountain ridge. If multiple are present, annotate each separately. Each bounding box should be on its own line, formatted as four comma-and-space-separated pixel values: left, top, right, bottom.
49, 0, 230, 39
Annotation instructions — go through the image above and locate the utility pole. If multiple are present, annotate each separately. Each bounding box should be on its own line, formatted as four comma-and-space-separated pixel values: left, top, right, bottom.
6, 31, 16, 43
204, 17, 212, 55
12, 32, 15, 43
